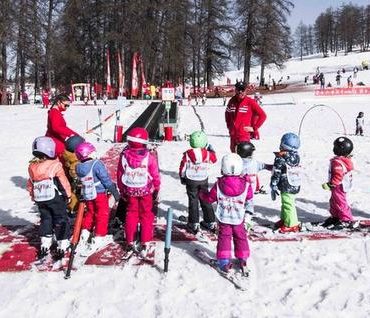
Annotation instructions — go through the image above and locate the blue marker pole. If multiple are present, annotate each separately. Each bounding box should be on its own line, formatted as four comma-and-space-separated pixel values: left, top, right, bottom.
164, 208, 173, 272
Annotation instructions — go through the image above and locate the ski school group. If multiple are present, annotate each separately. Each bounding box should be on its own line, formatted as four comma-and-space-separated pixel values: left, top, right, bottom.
26, 86, 356, 275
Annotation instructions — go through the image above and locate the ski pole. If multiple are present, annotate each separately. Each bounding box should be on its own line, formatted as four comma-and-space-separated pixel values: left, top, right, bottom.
65, 201, 85, 279
164, 208, 173, 272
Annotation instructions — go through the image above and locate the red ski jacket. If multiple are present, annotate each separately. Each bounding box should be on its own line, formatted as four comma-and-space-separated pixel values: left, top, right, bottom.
225, 95, 266, 142
46, 107, 79, 156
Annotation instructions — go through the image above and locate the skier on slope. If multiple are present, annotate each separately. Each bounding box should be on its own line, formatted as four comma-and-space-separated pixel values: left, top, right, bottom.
355, 112, 364, 136
200, 153, 253, 273
178, 131, 217, 234
225, 82, 266, 152
117, 127, 161, 257
75, 141, 120, 255
27, 136, 72, 259
321, 137, 356, 229
270, 133, 301, 233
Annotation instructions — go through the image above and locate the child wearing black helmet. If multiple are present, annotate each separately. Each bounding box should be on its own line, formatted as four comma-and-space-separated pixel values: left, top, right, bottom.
270, 133, 301, 233
236, 142, 272, 215
63, 135, 85, 214
321, 137, 355, 229
355, 112, 364, 136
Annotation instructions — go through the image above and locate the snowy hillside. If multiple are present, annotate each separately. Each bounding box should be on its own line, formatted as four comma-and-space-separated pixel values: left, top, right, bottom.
1, 52, 370, 318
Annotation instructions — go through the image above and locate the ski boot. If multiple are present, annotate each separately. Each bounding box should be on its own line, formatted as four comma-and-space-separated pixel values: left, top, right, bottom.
321, 217, 340, 228
217, 259, 232, 273
238, 259, 249, 277
55, 239, 69, 260
39, 235, 53, 259
186, 222, 200, 235
279, 224, 301, 233
200, 221, 217, 234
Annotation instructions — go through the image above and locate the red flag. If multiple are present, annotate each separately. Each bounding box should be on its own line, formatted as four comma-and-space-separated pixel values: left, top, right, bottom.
140, 54, 147, 95
131, 52, 139, 97
118, 50, 125, 96
106, 49, 111, 94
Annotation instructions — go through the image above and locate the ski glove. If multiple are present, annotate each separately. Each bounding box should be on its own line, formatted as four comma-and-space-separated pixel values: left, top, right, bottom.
153, 190, 159, 201
180, 177, 186, 185
108, 184, 120, 202
322, 182, 333, 191
270, 185, 279, 201
207, 144, 215, 152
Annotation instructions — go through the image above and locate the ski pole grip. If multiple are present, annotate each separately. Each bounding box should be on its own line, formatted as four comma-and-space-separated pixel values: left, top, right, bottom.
165, 208, 173, 249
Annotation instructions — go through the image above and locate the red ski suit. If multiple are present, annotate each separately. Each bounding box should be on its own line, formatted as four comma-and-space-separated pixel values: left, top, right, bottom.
46, 106, 79, 157
225, 95, 266, 152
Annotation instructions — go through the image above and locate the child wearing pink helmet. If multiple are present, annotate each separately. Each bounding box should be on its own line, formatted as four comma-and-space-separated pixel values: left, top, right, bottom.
117, 127, 161, 256
75, 141, 120, 254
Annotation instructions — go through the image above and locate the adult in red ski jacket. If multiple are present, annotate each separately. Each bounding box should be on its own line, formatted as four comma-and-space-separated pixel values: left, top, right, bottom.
46, 94, 80, 157
225, 82, 267, 152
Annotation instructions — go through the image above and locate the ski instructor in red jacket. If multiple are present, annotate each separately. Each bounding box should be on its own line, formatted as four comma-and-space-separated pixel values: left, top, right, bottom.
225, 82, 267, 152
46, 94, 80, 158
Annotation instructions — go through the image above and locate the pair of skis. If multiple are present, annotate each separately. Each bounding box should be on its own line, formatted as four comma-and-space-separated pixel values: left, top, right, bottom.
193, 249, 250, 291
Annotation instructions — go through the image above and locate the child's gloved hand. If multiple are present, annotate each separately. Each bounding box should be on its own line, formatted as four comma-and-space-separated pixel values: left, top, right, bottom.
153, 190, 159, 201
322, 183, 333, 190
207, 144, 215, 152
180, 177, 186, 185
108, 184, 120, 202
270, 185, 279, 201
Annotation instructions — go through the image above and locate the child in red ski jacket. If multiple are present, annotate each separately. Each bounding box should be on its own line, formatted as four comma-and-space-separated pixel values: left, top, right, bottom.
179, 131, 217, 234
117, 127, 160, 255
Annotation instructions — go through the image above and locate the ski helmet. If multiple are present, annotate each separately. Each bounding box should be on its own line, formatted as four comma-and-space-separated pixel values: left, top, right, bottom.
189, 131, 208, 148
235, 81, 246, 91
221, 153, 243, 176
236, 142, 255, 158
280, 133, 300, 151
359, 112, 364, 118
75, 142, 96, 161
65, 135, 85, 153
333, 136, 353, 156
32, 136, 56, 159
127, 127, 149, 148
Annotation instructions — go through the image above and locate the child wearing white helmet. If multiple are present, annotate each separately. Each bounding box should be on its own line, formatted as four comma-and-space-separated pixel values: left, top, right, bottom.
26, 136, 72, 259
200, 153, 253, 273
179, 130, 217, 234
270, 132, 301, 233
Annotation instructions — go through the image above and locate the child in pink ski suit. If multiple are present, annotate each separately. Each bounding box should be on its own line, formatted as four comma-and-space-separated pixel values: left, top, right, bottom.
117, 127, 160, 252
200, 153, 253, 272
322, 136, 354, 228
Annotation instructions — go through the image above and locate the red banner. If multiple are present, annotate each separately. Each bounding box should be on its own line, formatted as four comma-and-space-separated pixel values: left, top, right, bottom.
315, 87, 370, 96
118, 50, 125, 96
106, 49, 111, 94
131, 52, 139, 97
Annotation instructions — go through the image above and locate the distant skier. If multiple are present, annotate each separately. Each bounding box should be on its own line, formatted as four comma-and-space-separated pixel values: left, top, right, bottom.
179, 131, 217, 234
117, 127, 161, 256
200, 153, 252, 273
27, 136, 71, 259
321, 137, 355, 229
270, 133, 301, 233
355, 112, 364, 136
75, 141, 120, 255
